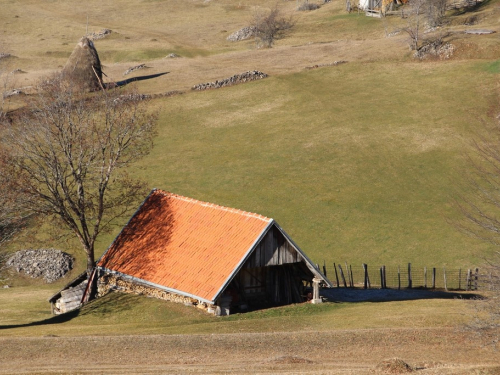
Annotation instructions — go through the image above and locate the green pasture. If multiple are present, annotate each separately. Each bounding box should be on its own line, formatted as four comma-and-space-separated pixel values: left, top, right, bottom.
116, 60, 498, 268
0, 286, 471, 337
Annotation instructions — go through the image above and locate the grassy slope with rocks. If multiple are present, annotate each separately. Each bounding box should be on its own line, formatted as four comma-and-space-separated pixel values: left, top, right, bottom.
1, 4, 500, 367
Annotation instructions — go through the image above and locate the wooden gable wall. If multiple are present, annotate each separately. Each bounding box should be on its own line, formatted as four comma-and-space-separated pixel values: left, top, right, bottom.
243, 225, 302, 268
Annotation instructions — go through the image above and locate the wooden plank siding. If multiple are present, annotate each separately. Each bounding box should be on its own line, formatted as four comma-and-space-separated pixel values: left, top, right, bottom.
244, 225, 301, 268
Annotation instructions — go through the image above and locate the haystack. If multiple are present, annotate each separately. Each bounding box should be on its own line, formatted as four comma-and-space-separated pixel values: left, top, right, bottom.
61, 37, 103, 91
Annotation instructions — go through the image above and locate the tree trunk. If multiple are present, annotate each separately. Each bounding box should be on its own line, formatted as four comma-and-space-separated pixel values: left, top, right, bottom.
86, 247, 95, 276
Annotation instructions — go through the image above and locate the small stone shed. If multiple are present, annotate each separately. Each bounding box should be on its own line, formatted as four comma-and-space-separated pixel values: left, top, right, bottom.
93, 189, 331, 315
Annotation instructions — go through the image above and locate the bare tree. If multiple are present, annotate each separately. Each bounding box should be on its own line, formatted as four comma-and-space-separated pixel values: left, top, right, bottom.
402, 0, 427, 51
455, 122, 500, 344
0, 148, 27, 249
2, 79, 158, 275
426, 0, 447, 27
252, 5, 295, 48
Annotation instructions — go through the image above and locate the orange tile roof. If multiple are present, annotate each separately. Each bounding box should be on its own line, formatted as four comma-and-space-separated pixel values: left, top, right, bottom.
98, 189, 272, 303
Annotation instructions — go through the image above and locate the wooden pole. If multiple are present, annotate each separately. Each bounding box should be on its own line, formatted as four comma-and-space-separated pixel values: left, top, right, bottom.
345, 262, 351, 287
458, 268, 462, 290
408, 263, 412, 289
382, 265, 387, 289
350, 265, 354, 288
398, 265, 401, 290
432, 268, 436, 289
363, 263, 368, 289
338, 264, 348, 288
466, 269, 471, 291
424, 267, 427, 289
474, 268, 479, 290
334, 263, 340, 288
444, 267, 447, 291
379, 267, 384, 289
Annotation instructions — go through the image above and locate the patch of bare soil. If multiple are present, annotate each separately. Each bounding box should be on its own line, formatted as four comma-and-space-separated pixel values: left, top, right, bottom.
269, 355, 314, 364
0, 328, 498, 374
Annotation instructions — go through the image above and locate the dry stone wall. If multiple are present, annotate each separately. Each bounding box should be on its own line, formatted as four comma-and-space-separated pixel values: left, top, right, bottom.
192, 70, 268, 91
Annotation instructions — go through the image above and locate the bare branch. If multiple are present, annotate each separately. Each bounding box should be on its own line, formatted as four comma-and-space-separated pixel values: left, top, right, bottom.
2, 78, 158, 274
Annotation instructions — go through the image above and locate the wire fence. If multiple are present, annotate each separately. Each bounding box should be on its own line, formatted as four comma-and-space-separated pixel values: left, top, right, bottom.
321, 262, 486, 291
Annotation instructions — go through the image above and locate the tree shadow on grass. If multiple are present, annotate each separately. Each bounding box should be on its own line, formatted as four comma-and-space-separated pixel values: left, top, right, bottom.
109, 72, 169, 88
321, 287, 483, 303
0, 308, 80, 330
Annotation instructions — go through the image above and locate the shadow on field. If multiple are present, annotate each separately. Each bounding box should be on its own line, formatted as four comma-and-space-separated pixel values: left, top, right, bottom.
0, 308, 80, 330
111, 72, 169, 87
321, 287, 482, 303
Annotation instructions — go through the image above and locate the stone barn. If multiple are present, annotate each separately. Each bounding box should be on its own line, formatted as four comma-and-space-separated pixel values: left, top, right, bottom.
92, 189, 331, 315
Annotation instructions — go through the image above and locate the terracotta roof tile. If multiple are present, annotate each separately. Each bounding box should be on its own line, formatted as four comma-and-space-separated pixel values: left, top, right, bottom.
98, 190, 271, 302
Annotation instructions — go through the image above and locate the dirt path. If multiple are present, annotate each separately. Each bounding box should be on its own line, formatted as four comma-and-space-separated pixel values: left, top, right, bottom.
1, 328, 498, 374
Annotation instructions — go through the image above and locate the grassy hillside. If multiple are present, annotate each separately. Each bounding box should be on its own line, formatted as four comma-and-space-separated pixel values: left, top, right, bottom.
0, 286, 471, 337
2, 0, 500, 279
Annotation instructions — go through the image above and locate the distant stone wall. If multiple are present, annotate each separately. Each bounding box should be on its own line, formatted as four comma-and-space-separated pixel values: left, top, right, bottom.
192, 71, 268, 91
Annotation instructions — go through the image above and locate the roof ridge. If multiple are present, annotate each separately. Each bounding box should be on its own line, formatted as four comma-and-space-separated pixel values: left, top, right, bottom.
154, 189, 271, 222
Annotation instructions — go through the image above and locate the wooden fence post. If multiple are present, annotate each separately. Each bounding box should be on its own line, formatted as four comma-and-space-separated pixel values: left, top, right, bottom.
345, 262, 352, 287
424, 267, 427, 289
398, 265, 401, 290
408, 263, 412, 289
383, 265, 387, 289
334, 263, 340, 288
474, 268, 479, 290
379, 267, 384, 289
466, 269, 471, 291
459, 269, 462, 290
350, 265, 354, 288
432, 268, 436, 289
338, 264, 348, 288
444, 268, 447, 291
363, 264, 368, 289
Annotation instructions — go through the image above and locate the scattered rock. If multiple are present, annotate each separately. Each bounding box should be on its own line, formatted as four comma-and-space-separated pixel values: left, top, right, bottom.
227, 26, 256, 42
376, 358, 414, 374
123, 63, 148, 76
305, 61, 348, 70
10, 69, 26, 74
87, 28, 112, 41
414, 41, 455, 60
464, 29, 496, 35
166, 53, 180, 58
3, 88, 24, 98
0, 52, 11, 60
6, 248, 74, 283
192, 70, 268, 91
3, 285, 10, 289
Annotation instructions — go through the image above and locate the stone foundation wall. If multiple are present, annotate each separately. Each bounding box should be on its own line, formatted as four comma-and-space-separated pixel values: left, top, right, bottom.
97, 274, 217, 313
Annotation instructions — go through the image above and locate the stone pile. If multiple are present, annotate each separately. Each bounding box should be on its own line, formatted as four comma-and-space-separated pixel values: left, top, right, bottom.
414, 41, 455, 60
0, 53, 11, 60
192, 70, 268, 91
6, 248, 74, 283
305, 61, 348, 70
227, 26, 256, 42
87, 29, 112, 41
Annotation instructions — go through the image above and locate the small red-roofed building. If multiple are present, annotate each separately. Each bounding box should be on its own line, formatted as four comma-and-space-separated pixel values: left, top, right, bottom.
89, 189, 331, 315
